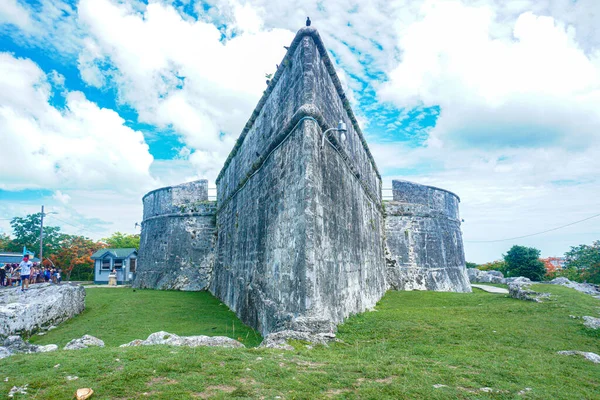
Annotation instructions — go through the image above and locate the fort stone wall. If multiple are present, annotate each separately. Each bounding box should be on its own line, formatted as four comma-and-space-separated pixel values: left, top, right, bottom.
384, 180, 471, 292
211, 28, 386, 336
134, 180, 216, 291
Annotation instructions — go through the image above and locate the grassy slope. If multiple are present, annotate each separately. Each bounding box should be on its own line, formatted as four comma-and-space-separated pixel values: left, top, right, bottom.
29, 288, 262, 347
2, 285, 599, 399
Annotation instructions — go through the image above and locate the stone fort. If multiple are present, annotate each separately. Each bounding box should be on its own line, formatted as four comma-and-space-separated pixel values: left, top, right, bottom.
134, 27, 470, 337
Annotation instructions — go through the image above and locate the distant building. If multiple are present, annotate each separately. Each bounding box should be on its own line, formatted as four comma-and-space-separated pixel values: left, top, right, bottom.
0, 251, 40, 264
91, 248, 137, 285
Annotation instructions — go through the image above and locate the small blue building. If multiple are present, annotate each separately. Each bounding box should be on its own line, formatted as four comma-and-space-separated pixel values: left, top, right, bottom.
91, 248, 137, 285
0, 251, 40, 264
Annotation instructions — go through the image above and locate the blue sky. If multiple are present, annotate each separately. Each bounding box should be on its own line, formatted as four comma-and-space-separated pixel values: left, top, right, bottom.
1, 0, 599, 262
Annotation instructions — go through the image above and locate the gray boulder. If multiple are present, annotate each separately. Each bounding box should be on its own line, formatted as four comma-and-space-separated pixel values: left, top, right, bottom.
548, 278, 600, 296
508, 283, 550, 302
120, 331, 244, 349
259, 330, 337, 351
0, 346, 10, 359
0, 283, 85, 338
467, 269, 504, 284
1, 335, 57, 359
64, 335, 105, 350
558, 351, 600, 364
582, 316, 600, 330
504, 277, 532, 284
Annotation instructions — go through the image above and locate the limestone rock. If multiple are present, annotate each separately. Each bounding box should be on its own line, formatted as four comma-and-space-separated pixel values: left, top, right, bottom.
582, 316, 600, 330
548, 278, 600, 296
558, 350, 600, 364
504, 277, 532, 284
467, 269, 504, 284
508, 283, 549, 302
119, 331, 244, 348
1, 336, 58, 358
64, 335, 105, 350
0, 346, 10, 359
0, 283, 85, 338
259, 330, 337, 350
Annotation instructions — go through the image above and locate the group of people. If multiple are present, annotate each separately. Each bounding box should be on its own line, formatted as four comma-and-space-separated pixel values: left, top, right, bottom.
0, 255, 62, 290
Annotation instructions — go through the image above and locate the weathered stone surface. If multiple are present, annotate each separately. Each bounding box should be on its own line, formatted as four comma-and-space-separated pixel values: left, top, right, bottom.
120, 331, 244, 348
135, 180, 216, 291
467, 269, 505, 284
0, 283, 85, 338
548, 277, 600, 296
508, 283, 549, 302
64, 335, 105, 350
504, 277, 532, 284
259, 330, 337, 350
385, 182, 471, 292
211, 28, 386, 337
582, 316, 600, 330
1, 336, 58, 358
558, 350, 600, 364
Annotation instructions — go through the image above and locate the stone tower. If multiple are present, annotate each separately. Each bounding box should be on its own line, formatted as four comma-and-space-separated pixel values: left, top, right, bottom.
135, 26, 471, 338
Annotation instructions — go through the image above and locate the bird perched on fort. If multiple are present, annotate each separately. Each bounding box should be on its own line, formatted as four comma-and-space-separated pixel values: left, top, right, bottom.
306, 17, 311, 26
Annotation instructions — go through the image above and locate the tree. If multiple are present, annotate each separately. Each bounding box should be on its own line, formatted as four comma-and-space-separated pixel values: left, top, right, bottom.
465, 262, 479, 269
0, 233, 18, 252
10, 214, 63, 257
503, 245, 546, 281
101, 232, 140, 249
478, 260, 508, 275
49, 235, 103, 281
564, 240, 600, 284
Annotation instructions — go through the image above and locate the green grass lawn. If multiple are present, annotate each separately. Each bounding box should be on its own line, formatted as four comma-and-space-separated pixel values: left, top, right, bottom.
2, 284, 599, 399
29, 288, 262, 347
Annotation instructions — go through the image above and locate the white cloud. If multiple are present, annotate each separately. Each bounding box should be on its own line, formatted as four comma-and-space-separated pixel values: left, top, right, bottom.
0, 0, 35, 32
0, 53, 155, 192
76, 0, 295, 180
52, 190, 71, 204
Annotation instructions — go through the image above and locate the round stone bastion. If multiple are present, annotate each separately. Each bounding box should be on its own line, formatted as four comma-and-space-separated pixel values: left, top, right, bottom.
384, 180, 471, 292
134, 180, 217, 291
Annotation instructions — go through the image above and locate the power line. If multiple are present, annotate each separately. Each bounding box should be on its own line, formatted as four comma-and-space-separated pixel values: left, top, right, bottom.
465, 212, 600, 243
46, 215, 95, 234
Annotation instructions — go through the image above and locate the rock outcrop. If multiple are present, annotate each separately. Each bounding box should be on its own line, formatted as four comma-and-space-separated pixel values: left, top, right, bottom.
467, 269, 505, 284
0, 336, 57, 359
508, 282, 549, 302
548, 277, 600, 297
64, 335, 105, 350
259, 330, 337, 351
558, 350, 600, 364
0, 283, 85, 338
582, 316, 600, 330
120, 331, 244, 348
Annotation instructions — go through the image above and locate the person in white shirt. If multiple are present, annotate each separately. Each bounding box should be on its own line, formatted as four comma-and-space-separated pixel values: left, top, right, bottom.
18, 255, 33, 291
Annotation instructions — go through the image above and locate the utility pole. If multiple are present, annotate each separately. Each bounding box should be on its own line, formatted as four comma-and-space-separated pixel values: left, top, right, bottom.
40, 205, 44, 263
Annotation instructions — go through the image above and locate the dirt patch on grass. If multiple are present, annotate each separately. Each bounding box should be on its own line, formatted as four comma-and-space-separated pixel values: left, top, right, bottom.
355, 376, 396, 386
147, 377, 178, 386
193, 385, 237, 399
325, 388, 353, 397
